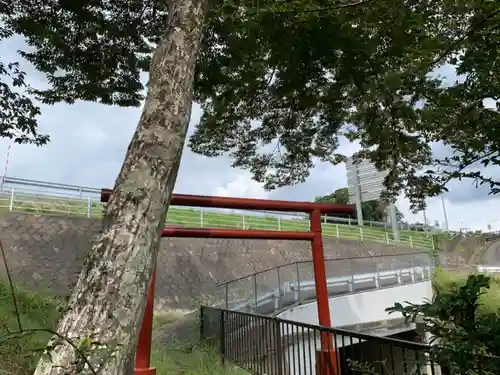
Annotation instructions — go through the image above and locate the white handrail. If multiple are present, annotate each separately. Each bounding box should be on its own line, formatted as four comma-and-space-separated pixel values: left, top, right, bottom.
0, 176, 440, 232
227, 265, 434, 313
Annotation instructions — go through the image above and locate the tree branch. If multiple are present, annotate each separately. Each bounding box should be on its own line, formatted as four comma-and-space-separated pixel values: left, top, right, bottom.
0, 240, 22, 332
428, 9, 500, 71
275, 0, 376, 15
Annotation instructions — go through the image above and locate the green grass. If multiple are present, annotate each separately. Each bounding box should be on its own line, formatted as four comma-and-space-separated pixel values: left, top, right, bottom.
0, 281, 60, 373
152, 345, 247, 375
0, 280, 244, 375
432, 267, 500, 314
0, 190, 435, 250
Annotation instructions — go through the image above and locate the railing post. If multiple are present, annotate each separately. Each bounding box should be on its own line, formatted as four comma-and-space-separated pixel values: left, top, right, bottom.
396, 256, 402, 284
9, 187, 14, 211
225, 283, 229, 309
253, 273, 258, 311
219, 310, 226, 364
276, 266, 281, 310
274, 319, 284, 375
410, 236, 414, 248
87, 196, 91, 218
376, 264, 381, 288
348, 258, 354, 292
242, 214, 246, 229
359, 227, 363, 241
335, 224, 339, 238
277, 217, 281, 231
296, 262, 301, 303
386, 232, 390, 244
410, 254, 415, 282
200, 208, 204, 227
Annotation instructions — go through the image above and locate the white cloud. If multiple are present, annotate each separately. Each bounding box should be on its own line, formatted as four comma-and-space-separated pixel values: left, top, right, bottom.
1, 37, 499, 233
213, 173, 269, 200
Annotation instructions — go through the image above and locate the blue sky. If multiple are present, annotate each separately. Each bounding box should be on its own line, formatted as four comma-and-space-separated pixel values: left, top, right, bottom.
1, 36, 499, 232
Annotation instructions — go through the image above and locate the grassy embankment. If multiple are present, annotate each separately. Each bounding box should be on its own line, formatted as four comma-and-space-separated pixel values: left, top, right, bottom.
0, 280, 245, 375
0, 191, 434, 250
432, 267, 500, 313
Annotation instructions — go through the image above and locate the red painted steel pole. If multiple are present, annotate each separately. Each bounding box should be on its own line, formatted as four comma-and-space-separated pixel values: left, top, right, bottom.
100, 188, 355, 215
310, 209, 338, 375
161, 227, 315, 241
135, 267, 157, 375
310, 210, 332, 334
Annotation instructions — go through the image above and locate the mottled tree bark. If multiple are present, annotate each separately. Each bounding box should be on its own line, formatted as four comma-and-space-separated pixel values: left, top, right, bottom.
33, 1, 207, 374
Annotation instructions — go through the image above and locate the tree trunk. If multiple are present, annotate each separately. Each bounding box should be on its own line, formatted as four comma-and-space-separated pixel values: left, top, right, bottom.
33, 1, 207, 374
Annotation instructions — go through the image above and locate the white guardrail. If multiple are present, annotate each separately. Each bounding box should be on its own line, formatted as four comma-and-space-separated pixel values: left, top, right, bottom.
224, 266, 434, 315
0, 176, 435, 250
471, 265, 500, 274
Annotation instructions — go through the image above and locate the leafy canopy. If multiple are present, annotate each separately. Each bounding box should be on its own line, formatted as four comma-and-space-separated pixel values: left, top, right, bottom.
1, 0, 498, 209
0, 26, 46, 145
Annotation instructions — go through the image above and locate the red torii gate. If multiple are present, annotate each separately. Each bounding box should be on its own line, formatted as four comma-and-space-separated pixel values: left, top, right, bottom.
101, 189, 355, 375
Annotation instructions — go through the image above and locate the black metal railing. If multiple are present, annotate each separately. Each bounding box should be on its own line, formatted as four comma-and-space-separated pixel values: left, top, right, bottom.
200, 306, 439, 375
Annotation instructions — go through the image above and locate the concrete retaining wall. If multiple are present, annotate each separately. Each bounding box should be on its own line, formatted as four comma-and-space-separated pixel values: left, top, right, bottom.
0, 212, 431, 310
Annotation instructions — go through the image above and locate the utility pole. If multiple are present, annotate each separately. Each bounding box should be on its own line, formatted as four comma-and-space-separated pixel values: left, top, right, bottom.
389, 202, 400, 241
354, 164, 364, 226
441, 195, 449, 232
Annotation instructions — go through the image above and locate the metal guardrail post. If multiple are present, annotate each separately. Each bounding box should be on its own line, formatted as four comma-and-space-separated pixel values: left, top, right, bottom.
296, 262, 301, 302
9, 187, 14, 211
396, 255, 402, 284
225, 283, 229, 309
86, 196, 91, 218
410, 254, 415, 282
348, 258, 354, 292
276, 266, 281, 310
200, 208, 204, 227
253, 274, 258, 311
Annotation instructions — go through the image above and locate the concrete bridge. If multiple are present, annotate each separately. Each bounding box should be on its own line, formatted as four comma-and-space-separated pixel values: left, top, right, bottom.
218, 252, 435, 332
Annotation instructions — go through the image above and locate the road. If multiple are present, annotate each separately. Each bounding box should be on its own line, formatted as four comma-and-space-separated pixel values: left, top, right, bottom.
480, 240, 500, 265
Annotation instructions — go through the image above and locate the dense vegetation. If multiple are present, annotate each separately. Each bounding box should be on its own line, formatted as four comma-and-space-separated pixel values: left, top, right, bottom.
388, 269, 500, 375
0, 0, 498, 210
